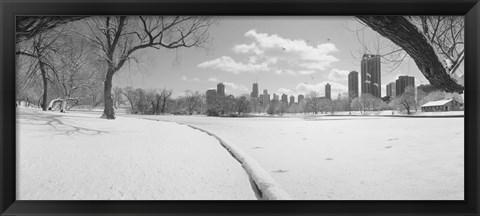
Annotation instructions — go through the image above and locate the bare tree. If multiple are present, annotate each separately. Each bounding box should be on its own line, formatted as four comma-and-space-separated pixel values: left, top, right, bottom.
390, 86, 416, 114
160, 88, 173, 114
16, 16, 85, 43
16, 29, 64, 110
82, 16, 216, 119
182, 90, 205, 115
356, 16, 464, 93
113, 87, 125, 109
305, 91, 321, 114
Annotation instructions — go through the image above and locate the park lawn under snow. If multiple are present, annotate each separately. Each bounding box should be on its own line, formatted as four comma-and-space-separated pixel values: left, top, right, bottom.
16, 108, 257, 200
132, 114, 464, 200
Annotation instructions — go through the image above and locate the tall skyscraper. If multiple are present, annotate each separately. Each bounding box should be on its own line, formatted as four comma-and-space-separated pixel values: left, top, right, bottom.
386, 82, 396, 97
348, 71, 359, 99
281, 94, 288, 103
395, 76, 415, 95
325, 83, 331, 99
361, 54, 381, 97
251, 82, 259, 98
206, 89, 217, 105
217, 82, 225, 97
298, 94, 305, 103
263, 89, 270, 105
289, 95, 295, 105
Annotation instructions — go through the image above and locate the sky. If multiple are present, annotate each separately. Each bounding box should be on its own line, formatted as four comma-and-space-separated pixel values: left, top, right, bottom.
113, 16, 436, 99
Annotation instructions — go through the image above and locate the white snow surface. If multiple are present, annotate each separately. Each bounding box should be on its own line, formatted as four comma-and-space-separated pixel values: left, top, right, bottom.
131, 114, 464, 200
17, 108, 257, 200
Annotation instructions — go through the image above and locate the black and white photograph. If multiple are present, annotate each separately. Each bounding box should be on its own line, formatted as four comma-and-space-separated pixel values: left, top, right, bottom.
15, 16, 464, 200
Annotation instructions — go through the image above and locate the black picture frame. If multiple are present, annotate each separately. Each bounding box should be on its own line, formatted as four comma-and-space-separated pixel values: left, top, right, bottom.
1, 0, 479, 215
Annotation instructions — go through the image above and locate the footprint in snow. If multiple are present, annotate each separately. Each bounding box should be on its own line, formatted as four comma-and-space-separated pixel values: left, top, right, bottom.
273, 169, 289, 173
325, 158, 333, 161
302, 138, 307, 141
385, 146, 392, 149
387, 138, 399, 141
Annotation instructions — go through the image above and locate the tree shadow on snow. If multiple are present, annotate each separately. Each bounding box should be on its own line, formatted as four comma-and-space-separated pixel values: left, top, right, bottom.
18, 112, 108, 136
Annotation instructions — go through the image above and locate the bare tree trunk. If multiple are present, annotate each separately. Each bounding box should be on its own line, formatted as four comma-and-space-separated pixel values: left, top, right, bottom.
39, 62, 48, 111
356, 16, 464, 93
102, 71, 115, 119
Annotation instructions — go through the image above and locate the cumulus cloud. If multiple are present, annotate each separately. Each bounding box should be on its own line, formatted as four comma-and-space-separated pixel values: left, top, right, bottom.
198, 56, 270, 74
181, 75, 200, 82
241, 29, 339, 70
198, 29, 339, 75
327, 69, 350, 82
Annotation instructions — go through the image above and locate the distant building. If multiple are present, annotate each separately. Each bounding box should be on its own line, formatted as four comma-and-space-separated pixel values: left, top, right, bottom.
281, 94, 288, 103
361, 54, 381, 97
263, 89, 270, 105
348, 71, 359, 99
421, 99, 463, 112
386, 82, 396, 97
395, 76, 415, 96
325, 83, 331, 99
298, 94, 305, 103
273, 93, 279, 101
289, 95, 295, 105
217, 82, 225, 97
206, 89, 217, 105
251, 82, 259, 98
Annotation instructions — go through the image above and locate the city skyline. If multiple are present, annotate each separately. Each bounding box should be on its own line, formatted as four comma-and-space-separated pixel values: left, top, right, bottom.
111, 17, 435, 99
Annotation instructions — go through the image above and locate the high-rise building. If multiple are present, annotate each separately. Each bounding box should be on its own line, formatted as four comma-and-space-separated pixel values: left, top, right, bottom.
217, 82, 225, 97
206, 89, 217, 105
386, 82, 396, 97
281, 94, 288, 103
263, 90, 270, 105
289, 95, 295, 105
348, 71, 359, 99
325, 83, 331, 99
361, 54, 381, 97
251, 82, 259, 98
273, 93, 279, 101
298, 94, 305, 103
395, 76, 415, 95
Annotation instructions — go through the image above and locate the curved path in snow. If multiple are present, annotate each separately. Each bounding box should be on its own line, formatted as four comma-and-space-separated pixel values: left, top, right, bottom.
179, 123, 291, 200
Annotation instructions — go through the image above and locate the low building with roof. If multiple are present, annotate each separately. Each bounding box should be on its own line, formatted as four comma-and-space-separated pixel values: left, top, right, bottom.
421, 99, 463, 112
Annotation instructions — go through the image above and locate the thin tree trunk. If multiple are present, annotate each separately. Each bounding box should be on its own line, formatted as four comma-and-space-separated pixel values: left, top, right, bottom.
102, 71, 115, 119
39, 62, 48, 111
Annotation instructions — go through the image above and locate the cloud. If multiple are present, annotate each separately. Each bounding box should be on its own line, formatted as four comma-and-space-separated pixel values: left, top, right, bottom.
198, 29, 339, 75
198, 56, 270, 74
327, 69, 350, 82
181, 75, 200, 82
207, 77, 249, 96
233, 43, 263, 55
241, 29, 339, 70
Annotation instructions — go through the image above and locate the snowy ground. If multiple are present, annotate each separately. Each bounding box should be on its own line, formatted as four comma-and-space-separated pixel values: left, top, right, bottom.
130, 114, 464, 200
16, 108, 257, 200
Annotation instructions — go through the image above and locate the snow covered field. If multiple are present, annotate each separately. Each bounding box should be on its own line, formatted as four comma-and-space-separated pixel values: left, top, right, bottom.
131, 114, 464, 200
16, 108, 257, 200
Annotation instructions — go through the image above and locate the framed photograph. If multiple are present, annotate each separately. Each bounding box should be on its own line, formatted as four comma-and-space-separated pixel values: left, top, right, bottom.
1, 0, 479, 215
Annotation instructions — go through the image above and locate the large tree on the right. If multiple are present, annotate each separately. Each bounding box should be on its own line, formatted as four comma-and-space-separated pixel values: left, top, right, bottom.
356, 16, 464, 93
